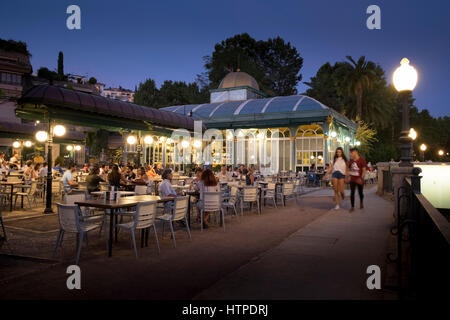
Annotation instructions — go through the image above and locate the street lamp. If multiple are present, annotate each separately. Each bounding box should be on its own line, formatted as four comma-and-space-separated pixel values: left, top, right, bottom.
420, 143, 427, 162
408, 128, 417, 141
12, 141, 21, 149
393, 58, 418, 167
144, 135, 153, 145
438, 149, 444, 157
24, 141, 32, 148
35, 124, 66, 214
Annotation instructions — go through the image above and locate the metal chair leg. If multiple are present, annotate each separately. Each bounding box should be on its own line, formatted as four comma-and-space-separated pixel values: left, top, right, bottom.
131, 230, 138, 259
52, 229, 63, 257
75, 232, 84, 265
152, 225, 160, 254
169, 221, 176, 248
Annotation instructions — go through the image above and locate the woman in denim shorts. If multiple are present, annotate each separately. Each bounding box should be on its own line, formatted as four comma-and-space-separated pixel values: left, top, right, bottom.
326, 147, 348, 210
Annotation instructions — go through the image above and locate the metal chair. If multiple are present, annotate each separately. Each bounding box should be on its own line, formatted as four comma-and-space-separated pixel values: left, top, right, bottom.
116, 200, 160, 258
53, 203, 106, 264
134, 185, 147, 195
13, 181, 37, 209
157, 196, 191, 247
222, 186, 239, 220
278, 183, 294, 206
241, 186, 260, 216
199, 192, 225, 232
263, 182, 277, 209
0, 203, 7, 241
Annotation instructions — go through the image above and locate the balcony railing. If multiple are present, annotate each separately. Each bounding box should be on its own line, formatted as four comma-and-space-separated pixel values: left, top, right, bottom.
391, 169, 450, 299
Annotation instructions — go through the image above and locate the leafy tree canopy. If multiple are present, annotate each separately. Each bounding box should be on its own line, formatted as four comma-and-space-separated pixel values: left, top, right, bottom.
204, 33, 303, 96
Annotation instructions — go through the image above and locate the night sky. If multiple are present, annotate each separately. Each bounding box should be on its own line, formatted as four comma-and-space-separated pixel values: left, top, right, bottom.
1, 0, 449, 117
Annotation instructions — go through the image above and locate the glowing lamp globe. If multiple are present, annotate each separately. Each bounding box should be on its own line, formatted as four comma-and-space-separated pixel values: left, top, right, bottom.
127, 135, 137, 145
193, 140, 202, 148
438, 150, 444, 156
159, 136, 166, 143
420, 144, 427, 152
393, 58, 418, 92
355, 141, 361, 146
53, 125, 66, 137
144, 135, 153, 144
74, 145, 81, 151
12, 141, 21, 149
181, 140, 190, 148
35, 131, 49, 142
24, 141, 32, 148
330, 131, 337, 138
66, 145, 73, 151
408, 128, 417, 140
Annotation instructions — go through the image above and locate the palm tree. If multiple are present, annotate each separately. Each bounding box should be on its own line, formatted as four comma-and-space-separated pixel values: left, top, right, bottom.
343, 56, 377, 121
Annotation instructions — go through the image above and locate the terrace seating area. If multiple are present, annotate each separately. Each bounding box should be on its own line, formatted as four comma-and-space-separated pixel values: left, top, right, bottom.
0, 163, 319, 264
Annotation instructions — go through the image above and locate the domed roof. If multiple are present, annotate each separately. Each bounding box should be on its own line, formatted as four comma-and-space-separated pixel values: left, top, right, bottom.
218, 71, 259, 90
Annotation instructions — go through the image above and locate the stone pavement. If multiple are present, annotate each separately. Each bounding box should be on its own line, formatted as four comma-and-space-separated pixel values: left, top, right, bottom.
0, 185, 395, 300
195, 186, 394, 300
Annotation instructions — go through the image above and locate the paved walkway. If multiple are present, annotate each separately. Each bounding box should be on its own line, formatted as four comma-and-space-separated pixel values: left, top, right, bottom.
0, 185, 394, 300
195, 186, 394, 300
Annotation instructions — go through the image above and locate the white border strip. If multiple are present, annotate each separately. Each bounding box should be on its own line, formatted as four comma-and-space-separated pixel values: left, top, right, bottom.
261, 97, 276, 113
208, 102, 226, 118
233, 99, 253, 115
292, 96, 306, 111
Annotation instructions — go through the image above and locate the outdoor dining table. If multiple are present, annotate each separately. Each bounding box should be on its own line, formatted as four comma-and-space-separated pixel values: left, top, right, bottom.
90, 191, 136, 197
75, 195, 174, 257
1, 181, 27, 211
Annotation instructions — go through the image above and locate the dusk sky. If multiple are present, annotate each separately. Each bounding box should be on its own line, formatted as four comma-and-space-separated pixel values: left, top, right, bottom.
1, 0, 449, 117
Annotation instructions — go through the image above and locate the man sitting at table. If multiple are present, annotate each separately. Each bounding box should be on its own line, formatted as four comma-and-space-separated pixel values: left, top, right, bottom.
62, 163, 78, 193
159, 169, 177, 198
86, 166, 105, 194
159, 169, 177, 217
154, 163, 163, 175
216, 165, 228, 182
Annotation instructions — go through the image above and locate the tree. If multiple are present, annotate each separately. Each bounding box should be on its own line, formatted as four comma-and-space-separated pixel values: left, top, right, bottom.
57, 51, 64, 80
257, 36, 303, 96
204, 33, 303, 96
37, 67, 58, 82
134, 78, 159, 108
0, 38, 31, 56
304, 62, 345, 112
341, 56, 377, 121
88, 77, 97, 84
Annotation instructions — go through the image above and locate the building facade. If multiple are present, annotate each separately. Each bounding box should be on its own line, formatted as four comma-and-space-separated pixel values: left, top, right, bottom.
161, 71, 358, 172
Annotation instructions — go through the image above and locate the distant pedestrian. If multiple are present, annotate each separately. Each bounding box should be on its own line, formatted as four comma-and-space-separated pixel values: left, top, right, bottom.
348, 148, 367, 212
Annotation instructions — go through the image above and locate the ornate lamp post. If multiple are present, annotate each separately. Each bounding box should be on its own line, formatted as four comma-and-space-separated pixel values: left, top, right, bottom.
36, 124, 66, 214
419, 143, 427, 162
393, 58, 418, 167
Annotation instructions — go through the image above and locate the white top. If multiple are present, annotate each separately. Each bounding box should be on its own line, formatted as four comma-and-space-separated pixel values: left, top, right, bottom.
332, 157, 347, 174
159, 179, 176, 197
62, 170, 73, 192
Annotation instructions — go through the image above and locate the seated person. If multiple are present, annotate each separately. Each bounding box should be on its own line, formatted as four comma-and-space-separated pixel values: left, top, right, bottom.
53, 162, 64, 175
108, 164, 126, 188
197, 169, 219, 229
146, 165, 158, 178
216, 165, 228, 182
86, 166, 105, 194
158, 169, 177, 214
158, 169, 177, 198
62, 163, 78, 193
133, 167, 152, 194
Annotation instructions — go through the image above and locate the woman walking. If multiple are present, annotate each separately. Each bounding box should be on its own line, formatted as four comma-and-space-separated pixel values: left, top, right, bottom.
326, 147, 348, 210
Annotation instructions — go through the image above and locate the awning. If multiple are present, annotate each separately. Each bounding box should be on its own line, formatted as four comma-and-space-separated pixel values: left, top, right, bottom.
0, 121, 85, 143
17, 85, 199, 132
